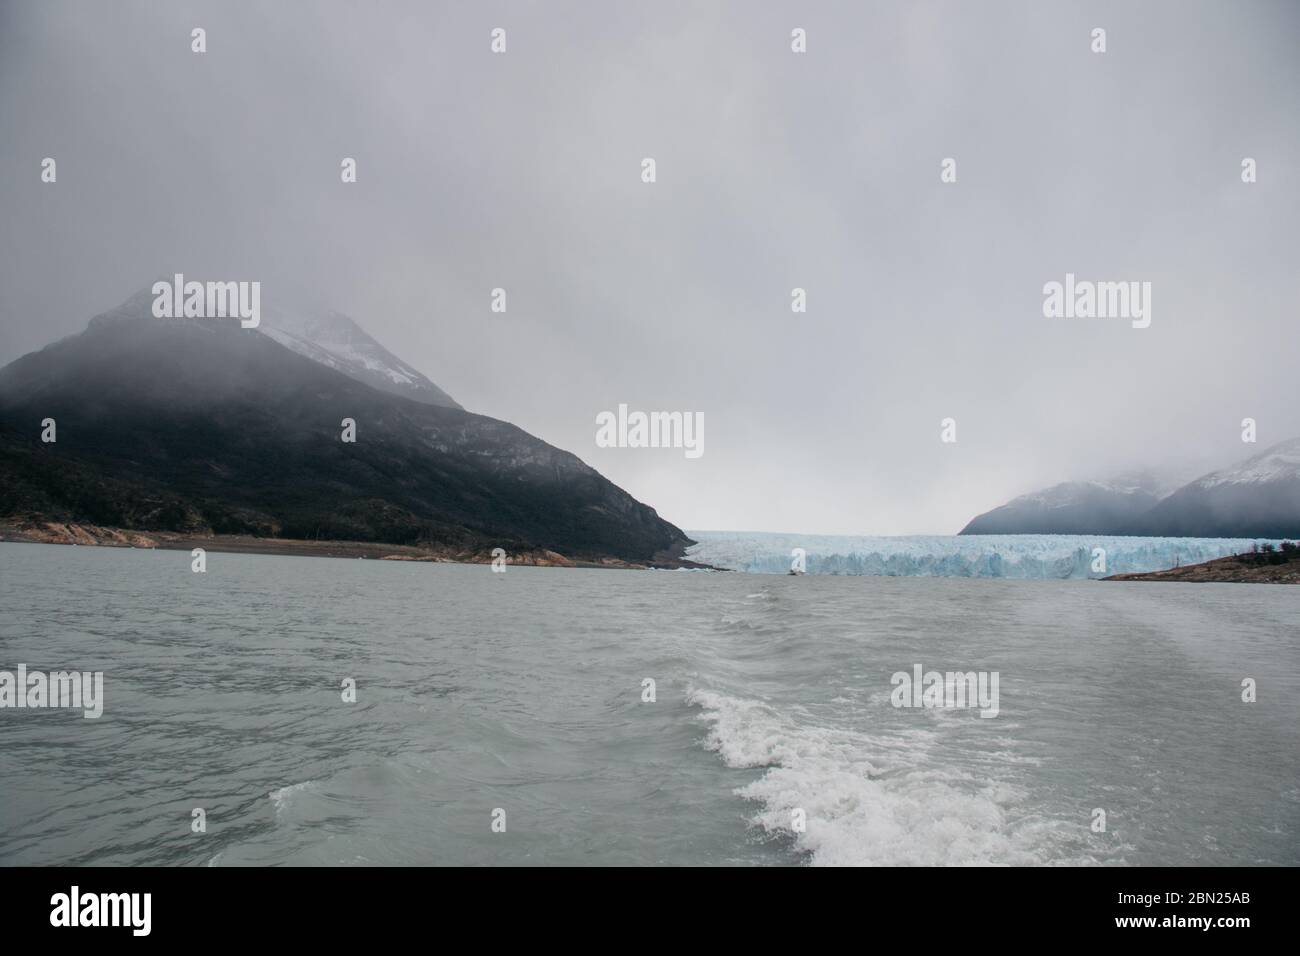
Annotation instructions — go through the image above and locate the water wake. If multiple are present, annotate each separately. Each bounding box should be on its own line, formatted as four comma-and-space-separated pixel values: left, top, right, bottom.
687, 688, 1094, 866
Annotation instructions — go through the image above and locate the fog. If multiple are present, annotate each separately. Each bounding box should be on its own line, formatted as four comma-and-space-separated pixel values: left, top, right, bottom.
2, 0, 1297, 533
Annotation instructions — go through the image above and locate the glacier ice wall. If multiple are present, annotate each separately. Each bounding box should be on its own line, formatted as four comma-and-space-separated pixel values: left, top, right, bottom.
685, 531, 1282, 579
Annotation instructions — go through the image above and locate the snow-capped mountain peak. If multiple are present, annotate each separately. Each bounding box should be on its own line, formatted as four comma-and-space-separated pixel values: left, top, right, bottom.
258, 307, 461, 409
1009, 470, 1168, 509
1011, 480, 1121, 508
1191, 438, 1300, 488
962, 439, 1300, 537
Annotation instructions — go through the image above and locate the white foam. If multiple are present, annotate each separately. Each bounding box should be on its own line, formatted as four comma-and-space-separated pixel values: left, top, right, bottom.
688, 688, 1093, 866
268, 780, 318, 820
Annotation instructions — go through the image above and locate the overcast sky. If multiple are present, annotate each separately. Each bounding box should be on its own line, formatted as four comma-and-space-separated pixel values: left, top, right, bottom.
2, 0, 1298, 534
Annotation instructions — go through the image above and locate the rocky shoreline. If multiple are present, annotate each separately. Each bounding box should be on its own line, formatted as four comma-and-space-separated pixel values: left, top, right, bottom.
0, 520, 718, 571
1107, 546, 1300, 584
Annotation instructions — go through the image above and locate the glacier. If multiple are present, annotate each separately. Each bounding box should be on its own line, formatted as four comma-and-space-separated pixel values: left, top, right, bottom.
685, 531, 1284, 579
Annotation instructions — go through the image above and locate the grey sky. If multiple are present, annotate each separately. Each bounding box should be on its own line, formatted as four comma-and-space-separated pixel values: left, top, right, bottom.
2, 0, 1298, 534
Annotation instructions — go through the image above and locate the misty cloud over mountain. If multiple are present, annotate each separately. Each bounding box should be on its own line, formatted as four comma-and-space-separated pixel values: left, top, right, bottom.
961, 441, 1300, 538
3, 1, 1298, 534
0, 292, 690, 562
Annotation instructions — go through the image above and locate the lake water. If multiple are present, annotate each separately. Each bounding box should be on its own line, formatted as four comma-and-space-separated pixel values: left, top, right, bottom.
1, 542, 1296, 866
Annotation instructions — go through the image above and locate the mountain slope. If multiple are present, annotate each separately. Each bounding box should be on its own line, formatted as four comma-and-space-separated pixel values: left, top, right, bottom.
0, 307, 689, 562
1133, 439, 1300, 538
259, 306, 462, 410
959, 474, 1165, 535
961, 445, 1300, 538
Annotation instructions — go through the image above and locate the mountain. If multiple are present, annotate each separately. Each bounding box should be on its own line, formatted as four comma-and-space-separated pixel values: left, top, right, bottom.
959, 474, 1166, 535
0, 297, 691, 563
259, 306, 462, 410
84, 286, 462, 410
1133, 438, 1300, 538
961, 444, 1300, 538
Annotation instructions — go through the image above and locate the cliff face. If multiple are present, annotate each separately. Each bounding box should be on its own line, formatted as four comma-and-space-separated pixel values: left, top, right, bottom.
0, 304, 691, 563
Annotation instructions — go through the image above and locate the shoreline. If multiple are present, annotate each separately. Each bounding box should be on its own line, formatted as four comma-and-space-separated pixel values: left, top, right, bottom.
1106, 551, 1300, 584
8, 520, 1296, 582
0, 520, 720, 572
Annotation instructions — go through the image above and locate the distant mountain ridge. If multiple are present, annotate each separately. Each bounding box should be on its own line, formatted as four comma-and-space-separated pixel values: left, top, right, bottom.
1135, 439, 1300, 538
962, 440, 1300, 538
959, 477, 1164, 536
0, 292, 690, 562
